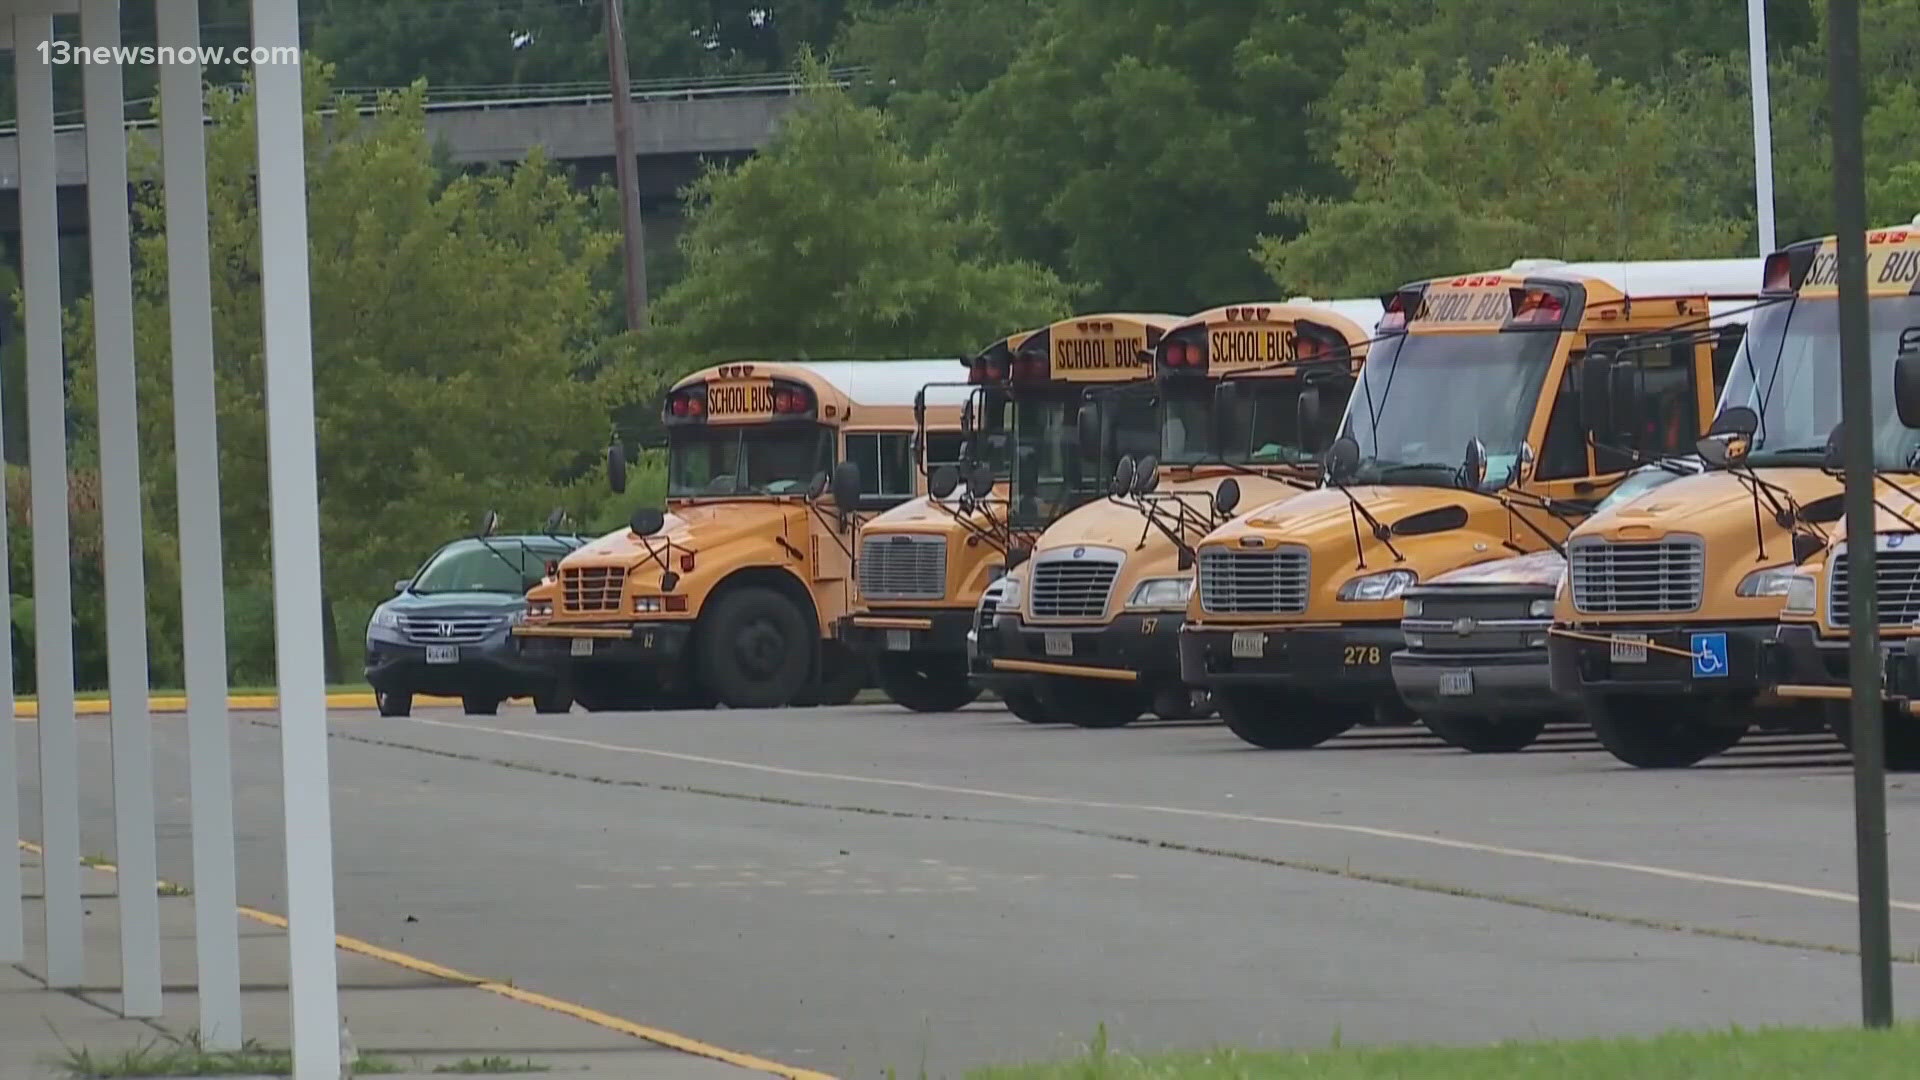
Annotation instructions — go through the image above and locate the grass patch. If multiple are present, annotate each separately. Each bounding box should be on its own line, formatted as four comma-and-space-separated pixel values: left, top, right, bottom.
971, 1022, 1920, 1080
59, 1034, 399, 1077
432, 1057, 550, 1074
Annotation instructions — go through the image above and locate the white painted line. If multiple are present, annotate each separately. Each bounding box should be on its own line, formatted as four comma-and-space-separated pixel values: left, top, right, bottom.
405, 715, 1920, 915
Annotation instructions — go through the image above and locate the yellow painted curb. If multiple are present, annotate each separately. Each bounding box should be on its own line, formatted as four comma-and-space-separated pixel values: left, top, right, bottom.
17, 839, 834, 1080
13, 691, 466, 718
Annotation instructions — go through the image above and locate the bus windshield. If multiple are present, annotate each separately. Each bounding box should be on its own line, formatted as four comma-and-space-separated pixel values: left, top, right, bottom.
1162, 379, 1317, 466
1724, 295, 1920, 471
1008, 387, 1155, 526
668, 424, 835, 497
1338, 330, 1558, 486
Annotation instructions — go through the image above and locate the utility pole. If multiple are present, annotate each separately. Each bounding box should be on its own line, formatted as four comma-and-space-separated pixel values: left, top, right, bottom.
605, 0, 648, 328
1827, 0, 1894, 1030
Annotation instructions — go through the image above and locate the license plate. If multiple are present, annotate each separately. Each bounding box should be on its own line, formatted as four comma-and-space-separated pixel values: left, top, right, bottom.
1044, 632, 1073, 657
1439, 670, 1473, 696
1231, 631, 1264, 659
425, 645, 458, 664
570, 637, 593, 657
1610, 634, 1648, 664
886, 629, 913, 651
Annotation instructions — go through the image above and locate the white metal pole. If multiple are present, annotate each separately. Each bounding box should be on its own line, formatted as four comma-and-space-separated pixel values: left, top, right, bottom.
1749, 0, 1777, 254
247, 4, 341, 1076
15, 7, 83, 989
80, 0, 163, 1019
157, 0, 243, 1046
0, 11, 21, 960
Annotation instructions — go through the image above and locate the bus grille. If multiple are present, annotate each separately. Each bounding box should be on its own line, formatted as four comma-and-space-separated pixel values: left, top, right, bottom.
562, 566, 627, 613
1030, 555, 1121, 619
1829, 546, 1920, 627
859, 534, 947, 601
1198, 547, 1309, 615
1568, 538, 1703, 614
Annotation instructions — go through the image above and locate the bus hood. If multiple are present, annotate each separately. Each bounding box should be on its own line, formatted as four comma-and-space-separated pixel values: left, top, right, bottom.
860, 493, 1000, 537
1578, 468, 1838, 541
568, 501, 803, 564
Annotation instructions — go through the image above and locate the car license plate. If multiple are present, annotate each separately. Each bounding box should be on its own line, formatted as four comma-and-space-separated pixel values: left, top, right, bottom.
1439, 669, 1473, 696
1044, 632, 1073, 657
1231, 630, 1264, 659
570, 637, 593, 657
886, 629, 913, 651
425, 645, 458, 664
1610, 634, 1649, 664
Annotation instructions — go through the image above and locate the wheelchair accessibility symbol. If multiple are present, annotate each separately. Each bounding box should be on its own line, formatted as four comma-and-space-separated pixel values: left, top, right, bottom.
1691, 632, 1729, 679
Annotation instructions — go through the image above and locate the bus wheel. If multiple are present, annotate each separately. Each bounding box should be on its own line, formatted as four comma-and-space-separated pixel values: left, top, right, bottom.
1048, 679, 1144, 729
1002, 687, 1055, 724
796, 643, 866, 708
1586, 695, 1746, 768
1216, 687, 1354, 748
875, 654, 979, 713
532, 682, 573, 714
698, 587, 811, 709
1825, 702, 1920, 770
1422, 712, 1547, 753
572, 666, 652, 712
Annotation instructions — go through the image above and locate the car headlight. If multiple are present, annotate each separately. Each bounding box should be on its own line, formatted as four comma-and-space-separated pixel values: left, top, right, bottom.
1735, 565, 1795, 598
1783, 572, 1817, 615
1404, 632, 1424, 648
1126, 577, 1193, 610
371, 608, 400, 630
1337, 569, 1417, 602
1528, 598, 1552, 618
1404, 598, 1423, 618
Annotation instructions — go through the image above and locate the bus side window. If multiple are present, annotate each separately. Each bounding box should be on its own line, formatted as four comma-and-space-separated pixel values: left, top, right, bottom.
1536, 365, 1589, 480
844, 432, 914, 498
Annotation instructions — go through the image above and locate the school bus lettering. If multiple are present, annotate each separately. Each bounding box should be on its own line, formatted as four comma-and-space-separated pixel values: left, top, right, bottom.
707, 380, 775, 418
1877, 249, 1920, 287
1209, 327, 1296, 367
1417, 288, 1510, 324
1052, 335, 1147, 374
1805, 251, 1840, 288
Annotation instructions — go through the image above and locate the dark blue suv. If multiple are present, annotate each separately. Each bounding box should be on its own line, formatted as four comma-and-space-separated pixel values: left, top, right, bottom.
366, 533, 584, 716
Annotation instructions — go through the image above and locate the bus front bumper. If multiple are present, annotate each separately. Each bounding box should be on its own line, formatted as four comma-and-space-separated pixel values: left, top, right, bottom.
837, 610, 974, 658
969, 612, 1184, 692
1546, 621, 1773, 696
1179, 623, 1401, 703
1767, 623, 1920, 703
511, 622, 694, 665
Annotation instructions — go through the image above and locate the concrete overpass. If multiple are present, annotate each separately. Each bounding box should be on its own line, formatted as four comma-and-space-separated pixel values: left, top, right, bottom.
0, 68, 855, 237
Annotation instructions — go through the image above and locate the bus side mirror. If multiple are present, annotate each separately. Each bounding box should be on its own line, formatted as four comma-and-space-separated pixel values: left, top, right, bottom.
1824, 422, 1845, 471
630, 507, 666, 537
544, 507, 565, 533
1697, 406, 1757, 468
476, 509, 500, 537
1110, 455, 1137, 498
1326, 435, 1361, 484
1213, 477, 1241, 517
1896, 349, 1920, 428
608, 442, 628, 494
1296, 386, 1322, 447
1132, 455, 1161, 497
1609, 361, 1642, 446
1211, 380, 1240, 455
1510, 442, 1536, 487
1077, 402, 1103, 461
959, 398, 975, 439
1460, 438, 1488, 490
930, 464, 961, 499
832, 460, 864, 509
1578, 353, 1612, 440
966, 463, 995, 500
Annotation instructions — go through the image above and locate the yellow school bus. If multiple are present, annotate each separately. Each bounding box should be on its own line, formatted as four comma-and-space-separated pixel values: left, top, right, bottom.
1181, 258, 1761, 749
1697, 220, 1920, 768
514, 360, 967, 711
840, 314, 1182, 713
974, 299, 1381, 726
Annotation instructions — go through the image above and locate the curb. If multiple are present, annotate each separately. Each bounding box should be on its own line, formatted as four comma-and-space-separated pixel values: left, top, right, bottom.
14, 692, 465, 718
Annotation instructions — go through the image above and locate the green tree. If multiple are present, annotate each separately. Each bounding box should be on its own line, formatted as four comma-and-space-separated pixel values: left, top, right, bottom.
937, 0, 1353, 311
62, 57, 622, 679
649, 57, 1070, 367
1258, 46, 1747, 298
838, 0, 1048, 152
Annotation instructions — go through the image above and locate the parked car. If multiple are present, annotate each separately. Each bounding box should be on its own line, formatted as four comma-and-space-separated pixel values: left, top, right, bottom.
366, 526, 585, 717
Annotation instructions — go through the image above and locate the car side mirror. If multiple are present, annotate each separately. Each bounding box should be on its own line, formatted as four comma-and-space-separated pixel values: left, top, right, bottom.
1578, 352, 1613, 439
608, 442, 628, 494
1077, 401, 1103, 461
1326, 434, 1361, 485
630, 507, 666, 537
1896, 349, 1920, 428
393, 579, 411, 593
1460, 438, 1488, 491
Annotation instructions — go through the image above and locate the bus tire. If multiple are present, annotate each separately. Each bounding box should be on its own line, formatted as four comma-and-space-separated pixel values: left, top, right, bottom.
1048, 679, 1144, 729
1586, 695, 1746, 768
875, 654, 979, 713
1826, 701, 1920, 770
1422, 712, 1547, 753
532, 683, 573, 714
572, 666, 652, 712
698, 586, 811, 709
1216, 687, 1354, 748
375, 689, 412, 718
796, 643, 866, 707
1003, 686, 1055, 724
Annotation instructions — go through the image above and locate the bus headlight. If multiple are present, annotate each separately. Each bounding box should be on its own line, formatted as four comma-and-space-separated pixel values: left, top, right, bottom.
1126, 577, 1193, 611
998, 573, 1024, 610
1736, 565, 1795, 598
1337, 569, 1417, 602
1782, 572, 1818, 615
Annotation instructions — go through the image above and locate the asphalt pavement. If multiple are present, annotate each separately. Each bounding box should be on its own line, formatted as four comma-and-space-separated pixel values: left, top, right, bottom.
16, 703, 1920, 1077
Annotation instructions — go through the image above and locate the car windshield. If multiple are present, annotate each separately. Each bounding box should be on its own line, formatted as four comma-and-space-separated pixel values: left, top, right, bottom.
1719, 295, 1920, 470
668, 424, 835, 496
410, 538, 571, 594
1338, 330, 1558, 485
1162, 379, 1318, 465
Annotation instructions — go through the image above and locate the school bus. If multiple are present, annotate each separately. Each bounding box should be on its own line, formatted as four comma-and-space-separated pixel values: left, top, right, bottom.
514, 360, 968, 711
1180, 258, 1762, 750
839, 314, 1182, 713
973, 299, 1381, 727
1713, 220, 1920, 768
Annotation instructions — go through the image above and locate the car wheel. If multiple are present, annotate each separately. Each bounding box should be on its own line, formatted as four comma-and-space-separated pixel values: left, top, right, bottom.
462, 694, 501, 716
376, 689, 412, 718
1422, 712, 1549, 753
